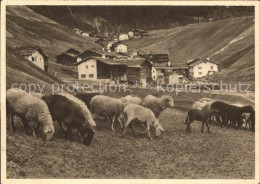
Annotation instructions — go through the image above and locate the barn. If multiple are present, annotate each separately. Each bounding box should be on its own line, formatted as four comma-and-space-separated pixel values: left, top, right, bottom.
15, 45, 49, 72
56, 48, 81, 66
132, 29, 148, 37
75, 57, 152, 84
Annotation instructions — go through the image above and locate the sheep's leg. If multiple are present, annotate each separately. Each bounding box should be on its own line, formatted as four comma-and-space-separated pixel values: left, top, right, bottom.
129, 122, 136, 136
31, 122, 38, 138
122, 118, 132, 137
146, 123, 152, 140
117, 115, 123, 129
111, 116, 116, 132
201, 120, 204, 133
205, 120, 210, 133
10, 113, 16, 132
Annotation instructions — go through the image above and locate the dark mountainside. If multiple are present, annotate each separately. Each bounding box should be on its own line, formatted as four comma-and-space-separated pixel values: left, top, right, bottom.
28, 6, 254, 37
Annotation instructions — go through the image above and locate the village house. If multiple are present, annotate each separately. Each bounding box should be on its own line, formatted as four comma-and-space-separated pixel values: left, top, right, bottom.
133, 29, 148, 37
15, 45, 48, 72
81, 32, 90, 38
118, 33, 129, 41
187, 58, 219, 79
128, 31, 134, 37
56, 48, 81, 66
74, 57, 152, 84
110, 42, 128, 53
95, 38, 110, 47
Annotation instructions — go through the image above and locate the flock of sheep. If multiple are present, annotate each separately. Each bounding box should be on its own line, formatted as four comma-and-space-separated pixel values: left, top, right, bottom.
6, 88, 255, 146
187, 97, 255, 133
6, 88, 174, 145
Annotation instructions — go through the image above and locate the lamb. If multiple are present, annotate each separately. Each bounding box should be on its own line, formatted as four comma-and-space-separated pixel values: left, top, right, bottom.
42, 93, 96, 145
90, 95, 128, 131
121, 95, 142, 105
185, 109, 210, 133
122, 103, 164, 140
6, 88, 54, 140
142, 95, 174, 118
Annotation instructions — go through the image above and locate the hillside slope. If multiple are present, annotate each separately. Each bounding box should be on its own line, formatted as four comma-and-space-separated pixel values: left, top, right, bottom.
6, 6, 100, 58
6, 6, 101, 85
125, 16, 255, 89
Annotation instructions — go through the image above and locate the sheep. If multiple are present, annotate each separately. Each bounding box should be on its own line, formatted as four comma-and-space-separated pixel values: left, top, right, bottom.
192, 101, 206, 110
42, 93, 96, 145
6, 88, 54, 140
90, 95, 128, 131
121, 95, 142, 105
185, 109, 210, 133
199, 97, 214, 103
122, 103, 164, 140
142, 95, 174, 118
75, 92, 100, 108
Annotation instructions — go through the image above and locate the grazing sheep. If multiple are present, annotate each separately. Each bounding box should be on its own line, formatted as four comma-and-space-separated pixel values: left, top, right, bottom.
90, 95, 128, 131
6, 88, 54, 140
42, 93, 96, 145
122, 103, 164, 139
192, 101, 206, 110
75, 92, 100, 108
121, 95, 142, 105
185, 109, 210, 133
142, 95, 174, 118
199, 97, 214, 103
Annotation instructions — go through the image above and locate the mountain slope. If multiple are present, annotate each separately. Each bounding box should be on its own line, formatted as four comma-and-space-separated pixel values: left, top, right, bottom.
6, 6, 100, 59
6, 6, 101, 87
125, 16, 255, 89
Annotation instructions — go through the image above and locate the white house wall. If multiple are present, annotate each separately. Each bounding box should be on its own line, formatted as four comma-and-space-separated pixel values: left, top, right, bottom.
192, 62, 218, 78
77, 59, 97, 80
27, 51, 45, 70
115, 44, 127, 53
119, 34, 129, 40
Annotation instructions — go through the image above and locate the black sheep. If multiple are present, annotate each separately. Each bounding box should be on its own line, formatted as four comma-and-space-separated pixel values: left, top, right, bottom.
42, 94, 96, 145
185, 109, 210, 133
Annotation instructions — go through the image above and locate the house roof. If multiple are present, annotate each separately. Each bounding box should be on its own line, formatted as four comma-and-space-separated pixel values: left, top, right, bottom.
14, 45, 48, 58
187, 58, 217, 66
133, 28, 147, 33
151, 50, 169, 55
74, 57, 147, 68
56, 48, 81, 58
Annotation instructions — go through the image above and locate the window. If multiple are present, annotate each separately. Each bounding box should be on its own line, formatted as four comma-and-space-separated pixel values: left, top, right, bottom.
92, 65, 94, 67
89, 74, 94, 78
198, 67, 202, 69
86, 65, 88, 69
81, 74, 86, 78
31, 57, 35, 61
198, 72, 202, 75
211, 66, 214, 69
35, 56, 37, 61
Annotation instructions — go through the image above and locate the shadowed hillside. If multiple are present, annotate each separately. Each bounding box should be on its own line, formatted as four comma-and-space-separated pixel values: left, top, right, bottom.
6, 6, 101, 86
6, 6, 100, 58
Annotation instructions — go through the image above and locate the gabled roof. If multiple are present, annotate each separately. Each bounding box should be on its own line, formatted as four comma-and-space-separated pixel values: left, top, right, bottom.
14, 45, 48, 59
133, 28, 147, 33
187, 58, 217, 66
74, 57, 148, 68
56, 48, 81, 58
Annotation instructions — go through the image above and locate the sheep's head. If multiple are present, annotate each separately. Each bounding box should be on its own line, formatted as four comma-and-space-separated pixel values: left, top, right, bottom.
153, 120, 164, 137
81, 125, 95, 146
161, 95, 174, 108
43, 125, 55, 141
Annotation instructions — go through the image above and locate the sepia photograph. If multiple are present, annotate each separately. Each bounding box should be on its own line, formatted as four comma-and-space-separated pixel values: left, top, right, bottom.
0, 1, 259, 183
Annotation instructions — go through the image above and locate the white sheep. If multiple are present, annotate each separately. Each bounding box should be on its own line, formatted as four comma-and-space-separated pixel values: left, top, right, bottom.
6, 88, 54, 140
142, 95, 174, 118
121, 95, 142, 105
90, 95, 128, 131
192, 101, 206, 110
122, 103, 164, 139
